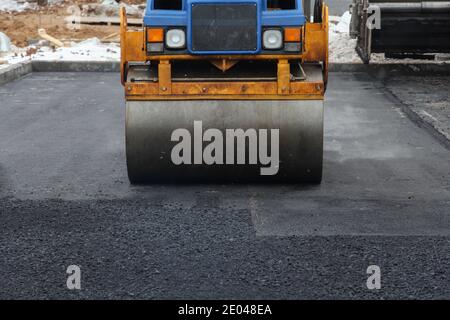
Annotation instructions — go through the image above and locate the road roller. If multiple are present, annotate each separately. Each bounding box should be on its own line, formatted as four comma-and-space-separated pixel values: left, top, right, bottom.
120, 0, 328, 183
350, 0, 450, 63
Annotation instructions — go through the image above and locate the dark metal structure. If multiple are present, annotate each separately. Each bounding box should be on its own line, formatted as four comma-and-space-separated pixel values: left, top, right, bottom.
350, 0, 450, 63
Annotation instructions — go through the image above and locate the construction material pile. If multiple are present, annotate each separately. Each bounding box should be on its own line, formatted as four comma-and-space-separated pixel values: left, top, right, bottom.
0, 0, 143, 68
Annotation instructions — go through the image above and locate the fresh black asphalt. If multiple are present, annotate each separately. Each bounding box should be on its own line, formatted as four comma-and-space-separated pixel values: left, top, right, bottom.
0, 71, 449, 299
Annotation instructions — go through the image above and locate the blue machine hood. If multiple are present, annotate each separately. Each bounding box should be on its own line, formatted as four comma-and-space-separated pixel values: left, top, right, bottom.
143, 0, 306, 27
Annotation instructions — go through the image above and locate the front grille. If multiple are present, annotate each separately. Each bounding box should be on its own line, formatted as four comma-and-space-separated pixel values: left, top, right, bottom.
191, 3, 258, 53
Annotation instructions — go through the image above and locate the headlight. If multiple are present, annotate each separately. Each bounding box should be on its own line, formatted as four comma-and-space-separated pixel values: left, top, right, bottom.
263, 29, 283, 50
166, 29, 186, 49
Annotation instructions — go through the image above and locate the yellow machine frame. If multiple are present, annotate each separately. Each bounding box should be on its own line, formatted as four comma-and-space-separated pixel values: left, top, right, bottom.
120, 6, 328, 101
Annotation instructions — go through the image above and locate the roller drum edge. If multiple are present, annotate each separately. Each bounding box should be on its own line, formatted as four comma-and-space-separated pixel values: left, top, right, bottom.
125, 100, 324, 183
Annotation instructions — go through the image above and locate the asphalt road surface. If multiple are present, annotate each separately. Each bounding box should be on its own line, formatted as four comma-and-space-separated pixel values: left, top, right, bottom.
0, 71, 449, 299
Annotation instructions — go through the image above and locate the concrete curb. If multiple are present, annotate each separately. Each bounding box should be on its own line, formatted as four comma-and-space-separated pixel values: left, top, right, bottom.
330, 62, 450, 76
0, 62, 32, 86
0, 61, 119, 86
31, 60, 120, 72
2, 61, 450, 83
27, 61, 450, 75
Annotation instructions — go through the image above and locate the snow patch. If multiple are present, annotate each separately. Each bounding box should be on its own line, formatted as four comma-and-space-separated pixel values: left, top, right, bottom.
0, 0, 36, 12
0, 45, 31, 70
0, 32, 12, 53
0, 0, 64, 12
1, 37, 119, 71
329, 12, 360, 63
32, 38, 120, 62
